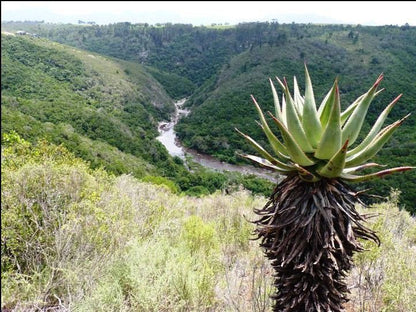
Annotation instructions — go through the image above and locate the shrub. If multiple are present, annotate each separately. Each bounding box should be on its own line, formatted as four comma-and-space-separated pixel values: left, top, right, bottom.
141, 175, 179, 193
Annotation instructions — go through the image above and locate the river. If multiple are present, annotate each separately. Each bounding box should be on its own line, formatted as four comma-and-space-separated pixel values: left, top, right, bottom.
156, 99, 279, 183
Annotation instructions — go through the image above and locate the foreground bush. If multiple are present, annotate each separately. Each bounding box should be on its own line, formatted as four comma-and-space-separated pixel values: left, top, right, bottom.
1, 133, 415, 311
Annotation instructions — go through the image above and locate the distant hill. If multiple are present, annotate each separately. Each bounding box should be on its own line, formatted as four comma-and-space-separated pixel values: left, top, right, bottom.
1, 33, 175, 177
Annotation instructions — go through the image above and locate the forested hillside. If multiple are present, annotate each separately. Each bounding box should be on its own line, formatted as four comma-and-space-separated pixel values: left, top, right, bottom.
1, 33, 175, 176
2, 21, 415, 210
1, 33, 273, 197
175, 26, 416, 209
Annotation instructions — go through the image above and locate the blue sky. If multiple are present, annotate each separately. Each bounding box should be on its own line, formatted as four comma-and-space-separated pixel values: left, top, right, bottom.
2, 1, 416, 26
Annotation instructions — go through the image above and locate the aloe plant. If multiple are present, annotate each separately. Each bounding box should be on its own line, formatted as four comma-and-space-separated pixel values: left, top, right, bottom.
237, 65, 414, 311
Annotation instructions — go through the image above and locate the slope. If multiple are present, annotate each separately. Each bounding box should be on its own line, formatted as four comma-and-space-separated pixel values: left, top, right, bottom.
1, 33, 174, 177
1, 33, 275, 197
2, 134, 415, 311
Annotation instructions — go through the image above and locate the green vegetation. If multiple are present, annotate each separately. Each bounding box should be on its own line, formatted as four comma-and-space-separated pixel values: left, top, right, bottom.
2, 22, 415, 210
2, 21, 415, 310
1, 34, 273, 197
144, 65, 196, 99
2, 133, 415, 311
1, 33, 173, 173
349, 191, 416, 312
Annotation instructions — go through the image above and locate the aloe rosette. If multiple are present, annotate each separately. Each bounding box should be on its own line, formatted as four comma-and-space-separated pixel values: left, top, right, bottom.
237, 65, 414, 312
237, 64, 413, 183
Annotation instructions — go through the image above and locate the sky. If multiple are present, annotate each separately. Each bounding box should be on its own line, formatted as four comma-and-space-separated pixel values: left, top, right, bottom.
2, 1, 416, 27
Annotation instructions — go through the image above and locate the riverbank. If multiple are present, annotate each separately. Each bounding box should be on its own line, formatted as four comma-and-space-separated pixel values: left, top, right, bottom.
156, 98, 279, 183
183, 147, 279, 182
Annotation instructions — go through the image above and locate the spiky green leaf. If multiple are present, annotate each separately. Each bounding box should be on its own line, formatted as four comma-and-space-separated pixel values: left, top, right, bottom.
340, 94, 363, 126
343, 163, 385, 174
293, 76, 304, 117
239, 154, 295, 173
341, 167, 415, 182
251, 95, 289, 159
318, 79, 337, 128
317, 140, 349, 178
346, 114, 410, 167
302, 64, 322, 148
314, 81, 341, 160
294, 164, 320, 182
235, 128, 294, 170
280, 77, 314, 152
269, 78, 284, 122
347, 94, 402, 156
341, 89, 384, 126
268, 113, 316, 166
342, 74, 383, 146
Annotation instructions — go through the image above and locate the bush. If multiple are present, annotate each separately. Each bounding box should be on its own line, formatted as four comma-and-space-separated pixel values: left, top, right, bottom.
141, 175, 179, 193
184, 185, 210, 197
2, 133, 415, 311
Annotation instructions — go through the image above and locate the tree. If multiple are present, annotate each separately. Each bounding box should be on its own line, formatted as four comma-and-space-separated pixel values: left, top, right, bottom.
238, 65, 414, 311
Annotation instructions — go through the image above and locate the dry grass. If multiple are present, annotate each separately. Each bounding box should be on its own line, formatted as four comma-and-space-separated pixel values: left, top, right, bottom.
2, 145, 415, 311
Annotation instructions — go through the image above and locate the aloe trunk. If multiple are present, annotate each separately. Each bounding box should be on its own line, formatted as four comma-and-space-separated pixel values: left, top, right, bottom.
254, 176, 378, 311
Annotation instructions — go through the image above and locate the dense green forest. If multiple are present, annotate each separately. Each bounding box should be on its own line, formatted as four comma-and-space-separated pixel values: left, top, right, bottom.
1, 21, 415, 210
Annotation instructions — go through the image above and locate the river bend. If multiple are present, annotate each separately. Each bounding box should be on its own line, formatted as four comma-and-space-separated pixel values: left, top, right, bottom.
156, 99, 278, 183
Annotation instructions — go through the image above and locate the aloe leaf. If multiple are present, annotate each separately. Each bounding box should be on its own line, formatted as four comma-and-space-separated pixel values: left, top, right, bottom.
347, 94, 402, 156
294, 164, 320, 182
340, 94, 363, 126
341, 89, 384, 126
280, 78, 314, 153
238, 153, 295, 173
340, 166, 415, 182
268, 112, 316, 166
317, 88, 331, 117
269, 78, 284, 122
235, 128, 294, 170
346, 114, 410, 167
255, 121, 290, 160
276, 76, 288, 126
317, 140, 349, 178
342, 74, 384, 146
318, 79, 337, 127
275, 75, 286, 90
314, 81, 341, 160
302, 64, 322, 148
281, 93, 287, 126
343, 163, 385, 174
293, 76, 304, 117
251, 95, 288, 159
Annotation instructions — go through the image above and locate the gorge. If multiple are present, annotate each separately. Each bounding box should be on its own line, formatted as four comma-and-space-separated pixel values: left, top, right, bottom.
157, 99, 279, 183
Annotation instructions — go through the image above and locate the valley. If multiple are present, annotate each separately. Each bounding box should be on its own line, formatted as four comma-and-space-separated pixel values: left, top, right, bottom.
157, 98, 189, 160
1, 21, 415, 207
157, 98, 279, 182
